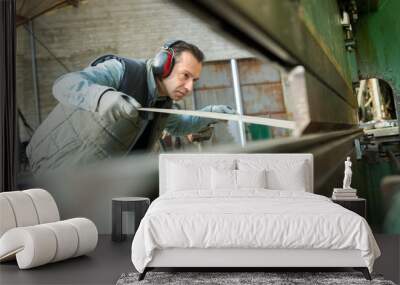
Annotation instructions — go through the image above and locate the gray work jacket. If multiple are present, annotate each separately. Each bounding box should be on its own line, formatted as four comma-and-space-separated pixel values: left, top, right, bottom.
26, 55, 208, 175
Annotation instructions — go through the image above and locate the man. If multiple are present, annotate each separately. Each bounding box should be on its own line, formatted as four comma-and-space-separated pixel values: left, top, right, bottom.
27, 40, 235, 174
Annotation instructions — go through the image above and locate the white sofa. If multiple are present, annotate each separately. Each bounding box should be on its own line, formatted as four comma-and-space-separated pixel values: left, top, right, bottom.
131, 153, 378, 281
0, 189, 98, 269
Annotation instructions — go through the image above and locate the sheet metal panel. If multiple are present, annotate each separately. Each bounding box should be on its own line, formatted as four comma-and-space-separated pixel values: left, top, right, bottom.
238, 58, 281, 84
289, 66, 357, 136
195, 59, 286, 116
238, 58, 288, 139
191, 61, 238, 144
194, 61, 235, 108
193, 59, 288, 140
240, 84, 285, 115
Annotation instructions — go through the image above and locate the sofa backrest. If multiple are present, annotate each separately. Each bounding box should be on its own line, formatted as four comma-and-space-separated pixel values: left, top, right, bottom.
0, 189, 60, 237
159, 153, 313, 195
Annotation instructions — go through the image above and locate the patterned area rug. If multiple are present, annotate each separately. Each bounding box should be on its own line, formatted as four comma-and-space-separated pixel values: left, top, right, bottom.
116, 271, 395, 285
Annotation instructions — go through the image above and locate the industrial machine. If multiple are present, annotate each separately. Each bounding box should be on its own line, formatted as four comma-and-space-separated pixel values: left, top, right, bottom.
173, 0, 400, 232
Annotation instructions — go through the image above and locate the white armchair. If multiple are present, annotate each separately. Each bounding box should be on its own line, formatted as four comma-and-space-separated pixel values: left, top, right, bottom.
0, 189, 98, 269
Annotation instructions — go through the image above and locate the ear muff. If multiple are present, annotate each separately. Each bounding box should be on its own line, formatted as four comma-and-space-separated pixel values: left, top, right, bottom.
152, 40, 183, 78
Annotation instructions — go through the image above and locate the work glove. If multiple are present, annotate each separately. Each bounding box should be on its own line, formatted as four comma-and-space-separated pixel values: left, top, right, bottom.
97, 91, 141, 123
199, 105, 236, 126
164, 105, 236, 136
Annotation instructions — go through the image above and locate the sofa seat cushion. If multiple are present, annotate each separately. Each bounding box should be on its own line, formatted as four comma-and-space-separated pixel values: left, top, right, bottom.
0, 218, 98, 269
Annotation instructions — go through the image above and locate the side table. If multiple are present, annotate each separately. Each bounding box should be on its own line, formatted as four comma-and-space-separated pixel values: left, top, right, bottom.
112, 197, 150, 242
331, 198, 366, 218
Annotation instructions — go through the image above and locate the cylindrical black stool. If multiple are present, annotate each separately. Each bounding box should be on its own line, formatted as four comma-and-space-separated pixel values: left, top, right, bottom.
112, 197, 150, 242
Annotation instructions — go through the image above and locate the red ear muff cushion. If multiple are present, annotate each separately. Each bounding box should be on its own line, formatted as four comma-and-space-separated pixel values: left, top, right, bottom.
162, 50, 174, 78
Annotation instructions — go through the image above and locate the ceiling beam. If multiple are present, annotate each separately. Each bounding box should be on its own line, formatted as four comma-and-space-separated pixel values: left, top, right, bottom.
16, 0, 80, 27
16, 14, 28, 26
66, 0, 80, 8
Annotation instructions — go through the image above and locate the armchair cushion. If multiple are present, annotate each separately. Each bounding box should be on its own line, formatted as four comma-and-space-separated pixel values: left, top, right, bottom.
0, 189, 97, 269
0, 218, 98, 269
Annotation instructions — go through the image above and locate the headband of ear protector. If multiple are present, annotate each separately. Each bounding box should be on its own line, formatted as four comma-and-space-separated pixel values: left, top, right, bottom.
152, 40, 183, 78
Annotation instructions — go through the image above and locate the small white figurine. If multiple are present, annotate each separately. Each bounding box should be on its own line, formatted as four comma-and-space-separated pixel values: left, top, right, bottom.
342, 156, 352, 189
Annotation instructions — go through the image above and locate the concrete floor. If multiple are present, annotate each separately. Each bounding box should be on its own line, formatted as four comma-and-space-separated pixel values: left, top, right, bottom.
373, 234, 400, 284
1, 234, 399, 285
0, 235, 133, 285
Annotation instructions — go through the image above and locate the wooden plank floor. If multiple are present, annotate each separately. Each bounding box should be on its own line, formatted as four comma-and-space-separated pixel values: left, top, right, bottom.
1, 234, 398, 284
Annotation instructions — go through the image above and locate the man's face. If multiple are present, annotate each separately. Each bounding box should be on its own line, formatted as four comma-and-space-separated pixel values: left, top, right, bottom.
161, 51, 202, 101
